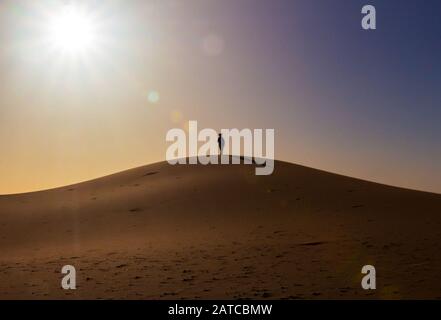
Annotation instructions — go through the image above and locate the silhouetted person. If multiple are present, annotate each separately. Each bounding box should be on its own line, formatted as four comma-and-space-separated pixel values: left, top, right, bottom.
217, 133, 225, 155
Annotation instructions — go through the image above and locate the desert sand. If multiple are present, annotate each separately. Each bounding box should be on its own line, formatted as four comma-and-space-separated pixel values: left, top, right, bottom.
1, 158, 441, 299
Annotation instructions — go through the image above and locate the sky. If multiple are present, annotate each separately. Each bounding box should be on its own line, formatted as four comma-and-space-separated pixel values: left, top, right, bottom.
0, 0, 440, 194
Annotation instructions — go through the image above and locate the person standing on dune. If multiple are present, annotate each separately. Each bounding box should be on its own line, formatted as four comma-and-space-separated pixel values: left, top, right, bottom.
218, 133, 225, 155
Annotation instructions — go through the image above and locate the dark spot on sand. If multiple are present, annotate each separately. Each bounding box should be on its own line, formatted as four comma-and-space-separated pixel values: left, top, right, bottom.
143, 171, 159, 177
299, 241, 327, 246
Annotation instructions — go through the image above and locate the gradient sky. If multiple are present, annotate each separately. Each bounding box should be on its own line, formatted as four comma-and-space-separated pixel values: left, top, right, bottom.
0, 0, 440, 194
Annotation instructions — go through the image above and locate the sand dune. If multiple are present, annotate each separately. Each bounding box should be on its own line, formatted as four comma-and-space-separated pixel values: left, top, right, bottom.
1, 158, 441, 299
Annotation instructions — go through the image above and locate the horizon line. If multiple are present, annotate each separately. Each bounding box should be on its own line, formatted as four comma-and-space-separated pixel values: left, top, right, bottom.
1, 155, 440, 197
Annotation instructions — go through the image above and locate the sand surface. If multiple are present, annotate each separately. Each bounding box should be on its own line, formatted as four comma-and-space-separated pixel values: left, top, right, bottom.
1, 159, 441, 299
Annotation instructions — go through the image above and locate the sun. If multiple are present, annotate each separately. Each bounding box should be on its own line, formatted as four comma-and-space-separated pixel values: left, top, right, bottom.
47, 5, 97, 55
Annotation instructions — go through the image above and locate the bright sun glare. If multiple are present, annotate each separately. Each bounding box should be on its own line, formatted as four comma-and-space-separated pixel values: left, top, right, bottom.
47, 5, 97, 54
